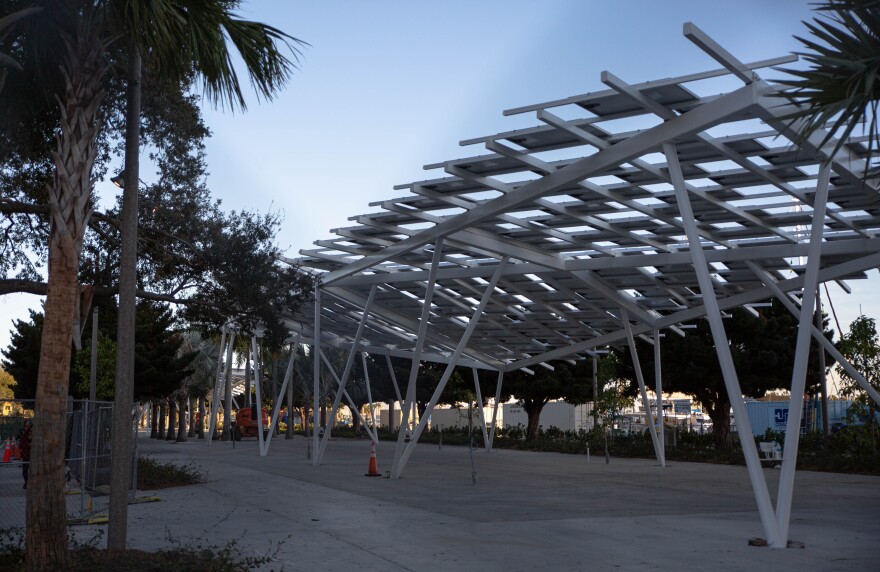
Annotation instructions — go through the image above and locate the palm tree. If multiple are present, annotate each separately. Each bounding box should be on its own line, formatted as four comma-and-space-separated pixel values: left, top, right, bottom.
0, 7, 41, 94
107, 4, 303, 549
777, 1, 880, 175
2, 0, 303, 565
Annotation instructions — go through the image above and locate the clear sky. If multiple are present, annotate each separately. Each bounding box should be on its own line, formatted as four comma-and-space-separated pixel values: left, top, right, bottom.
1, 0, 877, 354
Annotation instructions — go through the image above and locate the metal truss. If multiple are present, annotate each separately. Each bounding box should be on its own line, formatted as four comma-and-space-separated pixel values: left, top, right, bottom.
276, 23, 879, 548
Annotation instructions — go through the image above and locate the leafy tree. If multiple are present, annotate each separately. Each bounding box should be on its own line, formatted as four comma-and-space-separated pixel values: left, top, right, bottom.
613, 300, 831, 450
0, 367, 16, 399
835, 315, 880, 420
2, 301, 192, 402
73, 332, 116, 400
778, 0, 880, 174
482, 360, 592, 441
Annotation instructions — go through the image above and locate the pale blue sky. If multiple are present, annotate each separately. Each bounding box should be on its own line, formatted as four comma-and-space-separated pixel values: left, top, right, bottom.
2, 0, 877, 354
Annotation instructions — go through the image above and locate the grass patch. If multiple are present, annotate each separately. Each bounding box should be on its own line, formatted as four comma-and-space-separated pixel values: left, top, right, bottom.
137, 457, 204, 490
0, 529, 283, 571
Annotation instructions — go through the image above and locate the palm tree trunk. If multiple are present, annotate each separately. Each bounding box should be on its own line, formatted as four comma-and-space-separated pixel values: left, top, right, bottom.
149, 401, 157, 438
166, 398, 177, 441
26, 15, 105, 569
157, 401, 166, 439
197, 397, 206, 439
176, 396, 187, 442
187, 397, 195, 438
108, 45, 141, 550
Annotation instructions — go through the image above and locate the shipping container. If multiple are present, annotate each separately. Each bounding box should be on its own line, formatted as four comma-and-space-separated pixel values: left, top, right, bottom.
744, 400, 855, 436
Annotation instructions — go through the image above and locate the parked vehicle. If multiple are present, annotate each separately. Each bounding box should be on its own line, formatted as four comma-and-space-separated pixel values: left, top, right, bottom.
233, 407, 269, 440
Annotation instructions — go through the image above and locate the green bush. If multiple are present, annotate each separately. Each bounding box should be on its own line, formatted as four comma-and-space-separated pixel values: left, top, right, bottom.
137, 457, 204, 490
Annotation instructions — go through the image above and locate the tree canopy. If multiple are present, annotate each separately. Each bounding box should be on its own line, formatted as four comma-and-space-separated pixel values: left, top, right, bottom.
612, 299, 831, 450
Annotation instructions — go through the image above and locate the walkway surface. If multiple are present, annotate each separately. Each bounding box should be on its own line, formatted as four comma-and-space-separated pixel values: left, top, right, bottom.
4, 432, 879, 570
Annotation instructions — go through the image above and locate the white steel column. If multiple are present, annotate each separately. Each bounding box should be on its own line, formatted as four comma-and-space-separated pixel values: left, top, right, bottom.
209, 329, 235, 446
253, 336, 266, 455
317, 285, 378, 464
488, 371, 504, 451
774, 162, 831, 546
385, 354, 403, 404
362, 353, 377, 432
621, 310, 663, 466
312, 286, 322, 465
206, 326, 227, 446
665, 141, 779, 545
654, 329, 665, 463
261, 345, 298, 456
391, 241, 445, 478
394, 257, 508, 478
472, 369, 490, 450
318, 352, 378, 442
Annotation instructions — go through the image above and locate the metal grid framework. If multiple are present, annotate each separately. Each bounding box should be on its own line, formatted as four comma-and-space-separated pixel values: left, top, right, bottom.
271, 24, 879, 548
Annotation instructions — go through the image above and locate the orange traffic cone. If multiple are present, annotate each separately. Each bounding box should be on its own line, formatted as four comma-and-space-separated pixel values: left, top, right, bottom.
365, 441, 380, 477
2, 439, 12, 463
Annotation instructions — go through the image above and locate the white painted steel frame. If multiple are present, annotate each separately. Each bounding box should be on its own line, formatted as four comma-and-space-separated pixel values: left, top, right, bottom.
393, 256, 509, 478
273, 21, 880, 548
665, 140, 779, 545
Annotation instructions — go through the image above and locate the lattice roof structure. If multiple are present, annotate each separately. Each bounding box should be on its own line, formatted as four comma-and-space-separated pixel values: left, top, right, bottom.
237, 23, 880, 549
286, 30, 879, 371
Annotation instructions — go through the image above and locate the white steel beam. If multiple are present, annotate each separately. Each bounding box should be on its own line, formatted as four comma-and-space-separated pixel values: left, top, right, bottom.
253, 336, 266, 455
362, 353, 377, 432
206, 326, 228, 447
472, 368, 490, 450
312, 287, 322, 465
394, 257, 509, 478
488, 370, 504, 451
621, 309, 663, 466
320, 83, 760, 286
654, 329, 665, 463
317, 285, 378, 464
318, 351, 378, 442
260, 345, 298, 457
665, 141, 780, 545
506, 249, 880, 372
392, 242, 446, 477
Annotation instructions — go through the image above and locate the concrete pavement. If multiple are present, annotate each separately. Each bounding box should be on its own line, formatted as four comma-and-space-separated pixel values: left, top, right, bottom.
7, 432, 880, 570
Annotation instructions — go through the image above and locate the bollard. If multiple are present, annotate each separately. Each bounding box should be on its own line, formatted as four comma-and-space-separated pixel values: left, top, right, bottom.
586, 446, 590, 463
439, 426, 443, 450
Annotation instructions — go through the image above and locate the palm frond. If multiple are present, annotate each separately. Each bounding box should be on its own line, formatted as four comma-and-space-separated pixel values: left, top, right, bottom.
775, 1, 880, 173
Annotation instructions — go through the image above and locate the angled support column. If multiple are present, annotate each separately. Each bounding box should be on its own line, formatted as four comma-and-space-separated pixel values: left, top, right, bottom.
488, 370, 504, 451
317, 285, 378, 464
654, 329, 665, 463
206, 326, 227, 446
209, 329, 235, 446
472, 369, 490, 450
665, 141, 779, 546
621, 309, 663, 466
774, 161, 831, 546
253, 336, 266, 454
362, 353, 377, 432
748, 262, 880, 408
385, 354, 403, 432
260, 344, 298, 456
312, 286, 322, 465
319, 352, 378, 442
391, 241, 445, 478
385, 355, 403, 404
394, 257, 508, 478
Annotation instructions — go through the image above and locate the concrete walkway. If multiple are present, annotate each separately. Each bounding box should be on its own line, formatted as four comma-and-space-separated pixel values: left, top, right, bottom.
14, 432, 880, 570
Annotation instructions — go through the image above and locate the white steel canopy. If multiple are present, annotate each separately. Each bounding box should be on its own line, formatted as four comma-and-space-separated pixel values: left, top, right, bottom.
270, 23, 879, 549
288, 37, 878, 370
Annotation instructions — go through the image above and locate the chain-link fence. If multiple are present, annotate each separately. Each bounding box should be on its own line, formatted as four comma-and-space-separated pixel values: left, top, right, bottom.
0, 399, 127, 528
